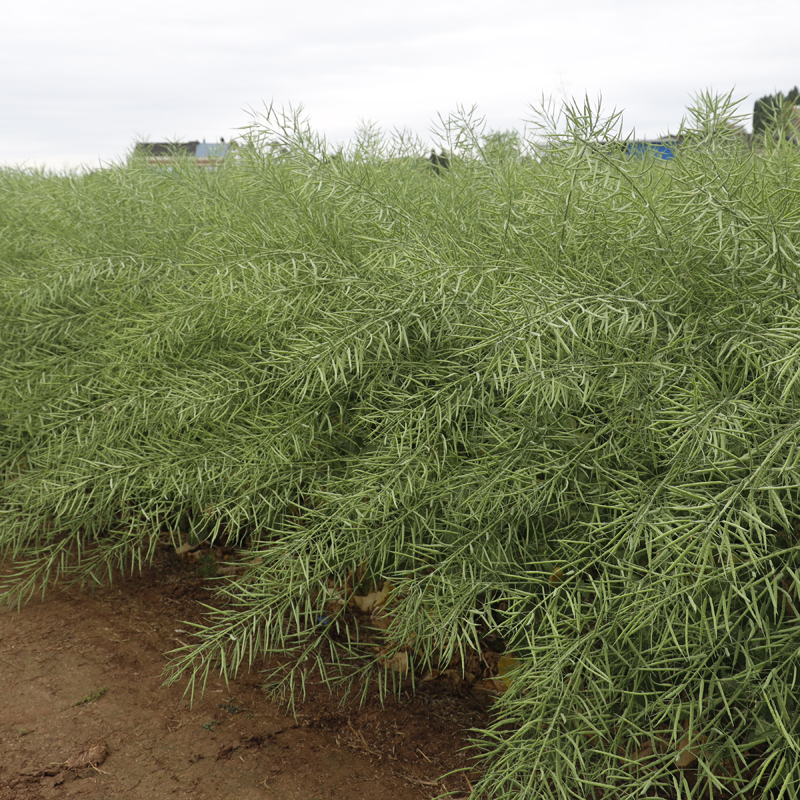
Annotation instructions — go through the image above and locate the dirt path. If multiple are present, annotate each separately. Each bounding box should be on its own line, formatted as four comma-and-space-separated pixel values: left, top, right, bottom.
0, 557, 488, 800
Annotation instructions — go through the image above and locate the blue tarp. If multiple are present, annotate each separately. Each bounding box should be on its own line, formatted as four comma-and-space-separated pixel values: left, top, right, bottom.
626, 138, 681, 160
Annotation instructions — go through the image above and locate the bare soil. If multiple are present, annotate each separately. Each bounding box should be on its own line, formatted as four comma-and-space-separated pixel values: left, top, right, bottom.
0, 554, 490, 800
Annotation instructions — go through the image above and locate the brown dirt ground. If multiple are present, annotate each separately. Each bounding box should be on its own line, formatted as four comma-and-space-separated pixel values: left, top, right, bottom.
0, 554, 491, 800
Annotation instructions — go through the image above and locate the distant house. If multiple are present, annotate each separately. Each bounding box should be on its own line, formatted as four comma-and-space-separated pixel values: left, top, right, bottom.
133, 140, 234, 168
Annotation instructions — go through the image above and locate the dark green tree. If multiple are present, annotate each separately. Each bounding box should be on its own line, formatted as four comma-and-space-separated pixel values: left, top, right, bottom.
753, 86, 800, 135
480, 130, 523, 164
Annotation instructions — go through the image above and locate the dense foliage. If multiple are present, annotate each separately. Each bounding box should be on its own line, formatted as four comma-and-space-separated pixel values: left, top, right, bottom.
3, 94, 800, 799
752, 86, 800, 138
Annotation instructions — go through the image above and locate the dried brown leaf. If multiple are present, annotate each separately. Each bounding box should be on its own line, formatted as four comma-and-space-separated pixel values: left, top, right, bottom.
675, 733, 709, 767
496, 654, 520, 689
377, 648, 409, 677
352, 581, 392, 614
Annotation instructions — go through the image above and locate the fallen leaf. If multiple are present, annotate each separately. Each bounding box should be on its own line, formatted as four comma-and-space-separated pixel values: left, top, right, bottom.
369, 613, 393, 631
550, 567, 564, 584
479, 678, 508, 694
352, 581, 392, 614
633, 741, 654, 761
377, 648, 409, 677
496, 654, 520, 689
354, 561, 367, 584
675, 733, 709, 767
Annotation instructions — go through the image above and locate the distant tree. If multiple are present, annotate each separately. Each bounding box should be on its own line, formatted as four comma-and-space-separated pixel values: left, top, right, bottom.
480, 130, 522, 164
323, 148, 345, 165
753, 87, 800, 135
428, 149, 449, 175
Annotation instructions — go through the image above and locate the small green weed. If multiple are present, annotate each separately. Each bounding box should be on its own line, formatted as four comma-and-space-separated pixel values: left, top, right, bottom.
75, 686, 107, 706
197, 554, 218, 579
202, 719, 219, 731
218, 699, 241, 715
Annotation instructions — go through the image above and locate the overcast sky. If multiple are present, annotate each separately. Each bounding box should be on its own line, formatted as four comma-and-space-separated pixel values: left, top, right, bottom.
2, 0, 797, 172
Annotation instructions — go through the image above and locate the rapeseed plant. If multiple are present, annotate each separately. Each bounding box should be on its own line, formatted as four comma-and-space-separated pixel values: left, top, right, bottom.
2, 92, 800, 798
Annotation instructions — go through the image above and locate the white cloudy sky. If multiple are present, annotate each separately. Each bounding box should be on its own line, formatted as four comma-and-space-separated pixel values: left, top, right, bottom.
2, 0, 797, 171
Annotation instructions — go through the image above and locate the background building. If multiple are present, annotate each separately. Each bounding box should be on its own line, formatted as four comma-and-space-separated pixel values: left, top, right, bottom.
133, 139, 233, 168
